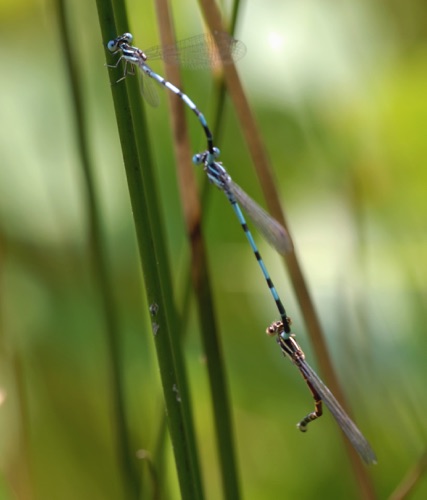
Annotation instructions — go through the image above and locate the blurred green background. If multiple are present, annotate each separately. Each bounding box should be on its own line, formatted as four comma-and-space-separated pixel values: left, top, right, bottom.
1, 0, 427, 498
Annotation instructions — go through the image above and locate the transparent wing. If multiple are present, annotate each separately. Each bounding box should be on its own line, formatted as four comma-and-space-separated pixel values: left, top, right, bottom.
136, 66, 160, 107
228, 180, 292, 255
297, 359, 377, 465
143, 31, 246, 68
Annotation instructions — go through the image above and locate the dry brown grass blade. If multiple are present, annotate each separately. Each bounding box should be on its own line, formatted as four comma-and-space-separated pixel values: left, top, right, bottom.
153, 7, 201, 239
153, 1, 242, 498
198, 0, 377, 494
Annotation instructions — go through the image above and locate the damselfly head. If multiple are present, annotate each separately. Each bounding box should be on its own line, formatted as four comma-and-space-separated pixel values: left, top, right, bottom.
266, 319, 293, 337
192, 148, 221, 166
266, 321, 283, 336
107, 39, 118, 52
122, 33, 133, 44
192, 153, 204, 165
107, 33, 133, 52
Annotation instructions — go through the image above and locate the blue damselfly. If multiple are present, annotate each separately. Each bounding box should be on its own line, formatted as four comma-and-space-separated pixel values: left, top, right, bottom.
194, 149, 376, 464
193, 148, 292, 330
107, 32, 245, 157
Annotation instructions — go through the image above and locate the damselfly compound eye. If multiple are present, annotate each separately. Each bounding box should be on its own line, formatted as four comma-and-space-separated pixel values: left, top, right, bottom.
192, 153, 203, 165
107, 39, 117, 52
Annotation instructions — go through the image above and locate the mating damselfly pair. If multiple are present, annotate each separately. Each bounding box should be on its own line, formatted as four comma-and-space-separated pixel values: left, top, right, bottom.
107, 31, 377, 465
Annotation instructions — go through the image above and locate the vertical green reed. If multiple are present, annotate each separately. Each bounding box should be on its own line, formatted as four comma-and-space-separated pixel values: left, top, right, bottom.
91, 0, 205, 498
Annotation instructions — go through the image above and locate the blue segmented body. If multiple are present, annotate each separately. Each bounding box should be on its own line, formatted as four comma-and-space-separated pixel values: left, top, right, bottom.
194, 147, 377, 464
193, 148, 292, 334
107, 34, 376, 465
194, 146, 376, 464
139, 62, 214, 154
107, 32, 244, 157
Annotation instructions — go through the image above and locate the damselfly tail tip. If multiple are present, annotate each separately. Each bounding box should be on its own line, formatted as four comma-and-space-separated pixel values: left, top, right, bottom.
297, 422, 308, 433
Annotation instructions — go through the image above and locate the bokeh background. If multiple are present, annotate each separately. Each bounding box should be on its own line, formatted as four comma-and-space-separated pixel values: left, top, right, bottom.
1, 0, 427, 498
